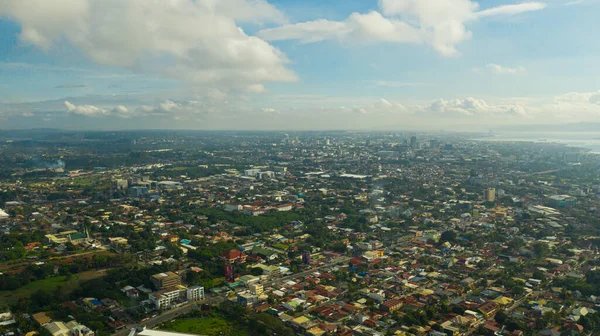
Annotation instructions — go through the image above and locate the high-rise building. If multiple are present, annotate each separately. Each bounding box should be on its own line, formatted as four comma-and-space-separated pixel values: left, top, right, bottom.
151, 272, 181, 290
410, 136, 417, 149
485, 188, 496, 202
429, 140, 439, 149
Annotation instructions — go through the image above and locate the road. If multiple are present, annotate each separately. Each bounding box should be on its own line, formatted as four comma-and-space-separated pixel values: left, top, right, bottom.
528, 169, 562, 176
115, 295, 225, 336
506, 292, 532, 313
262, 256, 352, 288
114, 256, 350, 336
0, 249, 114, 271
115, 238, 415, 336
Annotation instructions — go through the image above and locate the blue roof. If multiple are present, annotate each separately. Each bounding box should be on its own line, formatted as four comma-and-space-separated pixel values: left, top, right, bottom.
180, 239, 191, 245
90, 299, 102, 306
450, 298, 464, 305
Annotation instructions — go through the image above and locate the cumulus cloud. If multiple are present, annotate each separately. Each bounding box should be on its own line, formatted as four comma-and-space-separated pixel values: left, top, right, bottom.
485, 63, 526, 74
550, 91, 600, 118
347, 98, 408, 115
373, 81, 425, 87
419, 97, 529, 117
262, 108, 279, 114
65, 101, 137, 118
134, 99, 224, 118
554, 91, 600, 104
0, 0, 297, 90
65, 101, 110, 117
258, 0, 546, 56
245, 84, 267, 93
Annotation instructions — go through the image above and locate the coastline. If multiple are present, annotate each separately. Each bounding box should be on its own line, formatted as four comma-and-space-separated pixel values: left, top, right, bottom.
471, 133, 600, 154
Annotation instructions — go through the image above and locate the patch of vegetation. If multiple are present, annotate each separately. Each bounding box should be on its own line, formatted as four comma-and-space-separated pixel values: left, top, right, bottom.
159, 317, 246, 336
0, 269, 106, 303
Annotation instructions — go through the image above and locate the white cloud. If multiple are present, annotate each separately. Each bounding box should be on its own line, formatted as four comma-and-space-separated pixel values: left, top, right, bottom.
159, 100, 180, 113
551, 91, 600, 117
244, 84, 267, 93
380, 98, 393, 107
348, 98, 408, 115
476, 2, 547, 18
0, 0, 297, 90
258, 0, 546, 56
563, 0, 590, 6
419, 97, 529, 117
64, 101, 110, 117
553, 91, 600, 104
485, 63, 526, 74
65, 101, 147, 118
262, 107, 278, 114
134, 99, 226, 118
373, 80, 425, 87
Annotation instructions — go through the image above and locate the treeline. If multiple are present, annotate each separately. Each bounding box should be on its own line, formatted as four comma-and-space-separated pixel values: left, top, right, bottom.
152, 166, 225, 179
99, 225, 157, 252
175, 301, 295, 336
0, 231, 47, 261
0, 253, 133, 291
553, 269, 600, 297
186, 206, 302, 234
9, 264, 172, 336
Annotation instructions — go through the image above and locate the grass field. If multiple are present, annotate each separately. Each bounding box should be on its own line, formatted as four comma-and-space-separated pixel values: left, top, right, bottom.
272, 243, 290, 250
159, 317, 247, 336
0, 269, 108, 303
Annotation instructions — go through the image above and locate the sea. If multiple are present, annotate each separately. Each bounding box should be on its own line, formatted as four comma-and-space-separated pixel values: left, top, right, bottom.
472, 132, 600, 154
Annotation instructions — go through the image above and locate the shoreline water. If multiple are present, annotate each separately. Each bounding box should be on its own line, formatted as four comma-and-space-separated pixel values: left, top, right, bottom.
471, 132, 600, 154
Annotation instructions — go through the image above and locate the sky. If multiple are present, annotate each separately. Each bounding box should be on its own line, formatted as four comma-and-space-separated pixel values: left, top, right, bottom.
0, 0, 599, 131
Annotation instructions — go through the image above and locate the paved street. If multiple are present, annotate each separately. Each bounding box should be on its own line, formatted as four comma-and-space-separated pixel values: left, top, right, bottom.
115, 239, 415, 336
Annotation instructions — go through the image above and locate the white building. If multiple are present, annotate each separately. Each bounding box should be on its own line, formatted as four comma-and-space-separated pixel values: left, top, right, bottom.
224, 204, 242, 212
244, 169, 261, 177
0, 209, 8, 219
256, 171, 275, 179
149, 288, 184, 309
138, 329, 198, 336
186, 286, 204, 302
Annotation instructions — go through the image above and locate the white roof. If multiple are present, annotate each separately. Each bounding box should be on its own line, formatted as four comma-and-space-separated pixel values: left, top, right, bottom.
0, 209, 8, 218
138, 329, 201, 336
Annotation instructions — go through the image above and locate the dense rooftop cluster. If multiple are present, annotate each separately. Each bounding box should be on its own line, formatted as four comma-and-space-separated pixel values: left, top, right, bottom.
0, 130, 599, 336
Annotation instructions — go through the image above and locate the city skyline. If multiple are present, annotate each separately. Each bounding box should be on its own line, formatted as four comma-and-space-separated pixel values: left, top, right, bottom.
1, 0, 600, 130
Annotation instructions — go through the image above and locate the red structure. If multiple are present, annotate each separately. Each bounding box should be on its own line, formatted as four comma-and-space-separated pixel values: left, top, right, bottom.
302, 251, 311, 265
224, 264, 234, 283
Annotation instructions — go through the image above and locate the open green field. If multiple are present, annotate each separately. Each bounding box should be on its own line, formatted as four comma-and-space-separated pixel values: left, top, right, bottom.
0, 269, 108, 303
272, 243, 290, 250
159, 317, 248, 336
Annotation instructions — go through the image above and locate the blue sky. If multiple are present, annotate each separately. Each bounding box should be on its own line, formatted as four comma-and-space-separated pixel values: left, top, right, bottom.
0, 0, 599, 130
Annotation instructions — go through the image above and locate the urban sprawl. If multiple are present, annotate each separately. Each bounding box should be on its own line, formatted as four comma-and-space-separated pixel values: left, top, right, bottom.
0, 130, 599, 336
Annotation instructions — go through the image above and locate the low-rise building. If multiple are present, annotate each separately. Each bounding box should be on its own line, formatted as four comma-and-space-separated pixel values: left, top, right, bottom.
186, 286, 204, 302
149, 287, 186, 309
237, 292, 258, 307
